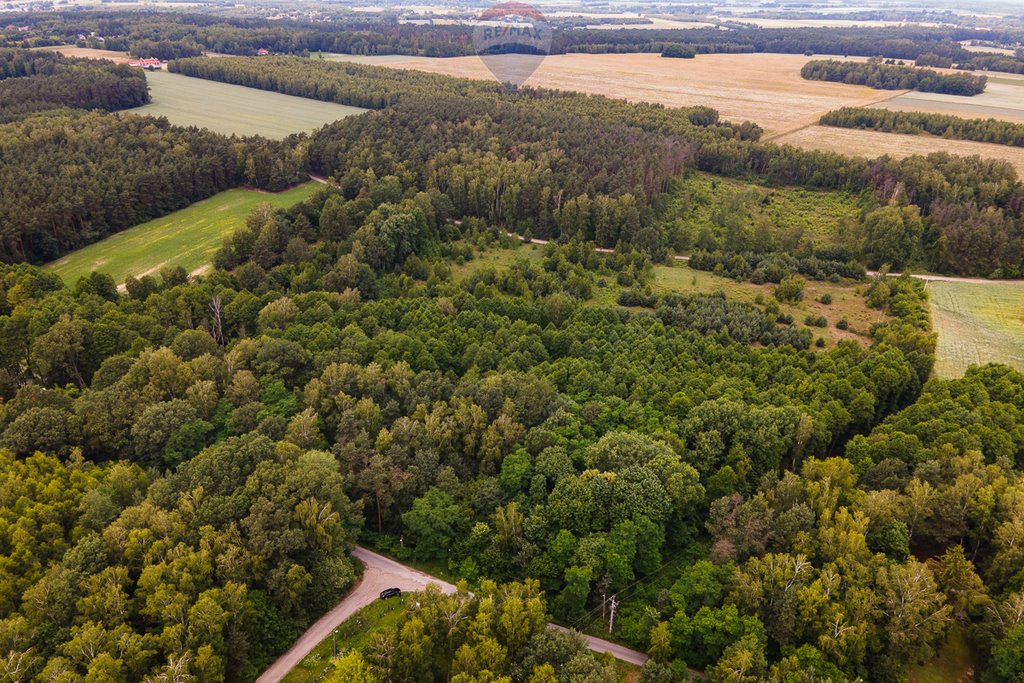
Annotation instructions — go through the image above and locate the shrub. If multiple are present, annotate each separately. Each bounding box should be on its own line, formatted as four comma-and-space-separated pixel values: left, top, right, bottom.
774, 275, 805, 303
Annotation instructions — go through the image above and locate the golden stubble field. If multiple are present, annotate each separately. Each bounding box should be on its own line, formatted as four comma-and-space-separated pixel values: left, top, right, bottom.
342, 52, 1024, 172
773, 126, 1024, 177
337, 52, 895, 136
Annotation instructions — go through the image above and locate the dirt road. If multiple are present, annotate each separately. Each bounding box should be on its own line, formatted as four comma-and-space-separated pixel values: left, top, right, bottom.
255, 547, 458, 683
257, 546, 649, 682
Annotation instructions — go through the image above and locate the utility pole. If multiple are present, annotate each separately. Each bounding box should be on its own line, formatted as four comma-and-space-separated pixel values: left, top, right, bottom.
608, 595, 619, 635
601, 593, 607, 621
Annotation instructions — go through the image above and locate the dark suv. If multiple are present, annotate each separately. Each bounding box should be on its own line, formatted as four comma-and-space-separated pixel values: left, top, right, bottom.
379, 587, 402, 600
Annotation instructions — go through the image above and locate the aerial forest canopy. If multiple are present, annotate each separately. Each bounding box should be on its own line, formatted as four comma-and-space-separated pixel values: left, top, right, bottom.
1, 29, 1024, 681
0, 48, 149, 122
0, 146, 1020, 681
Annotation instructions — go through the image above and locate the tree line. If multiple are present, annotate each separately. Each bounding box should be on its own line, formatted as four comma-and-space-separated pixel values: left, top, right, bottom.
801, 59, 988, 96
9, 10, 1024, 74
821, 106, 1024, 148
168, 56, 753, 141
0, 111, 308, 263
0, 48, 149, 122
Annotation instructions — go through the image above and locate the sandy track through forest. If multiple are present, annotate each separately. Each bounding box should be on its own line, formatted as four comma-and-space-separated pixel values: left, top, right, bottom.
256, 547, 650, 682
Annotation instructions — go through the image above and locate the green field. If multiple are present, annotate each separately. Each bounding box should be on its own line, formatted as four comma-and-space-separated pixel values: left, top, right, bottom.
927, 280, 1024, 378
45, 182, 320, 286
130, 71, 367, 138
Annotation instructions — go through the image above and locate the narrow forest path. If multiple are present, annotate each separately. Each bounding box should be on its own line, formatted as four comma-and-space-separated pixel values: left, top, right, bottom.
312, 177, 1022, 287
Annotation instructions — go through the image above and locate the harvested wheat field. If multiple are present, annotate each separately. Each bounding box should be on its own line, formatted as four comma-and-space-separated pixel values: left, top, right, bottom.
774, 125, 1024, 177
876, 74, 1024, 125
338, 52, 894, 136
47, 45, 131, 62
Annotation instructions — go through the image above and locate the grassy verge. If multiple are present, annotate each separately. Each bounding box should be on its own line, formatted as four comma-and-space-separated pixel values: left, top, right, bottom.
281, 598, 406, 683
44, 182, 320, 286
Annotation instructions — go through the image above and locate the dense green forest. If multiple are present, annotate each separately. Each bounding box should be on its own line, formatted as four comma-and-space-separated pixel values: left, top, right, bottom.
172, 56, 1024, 277
0, 48, 149, 122
0, 111, 308, 263
821, 107, 1024, 148
1, 23, 1024, 680
801, 59, 988, 95
0, 154, 1021, 681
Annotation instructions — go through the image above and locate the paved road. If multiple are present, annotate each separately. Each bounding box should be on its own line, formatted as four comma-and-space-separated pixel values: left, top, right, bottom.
257, 546, 648, 682
547, 624, 649, 667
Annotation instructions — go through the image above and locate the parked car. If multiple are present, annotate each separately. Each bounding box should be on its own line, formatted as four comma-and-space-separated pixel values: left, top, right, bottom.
379, 587, 402, 600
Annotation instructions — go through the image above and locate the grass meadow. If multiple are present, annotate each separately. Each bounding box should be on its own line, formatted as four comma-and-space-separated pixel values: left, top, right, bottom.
927, 280, 1024, 378
455, 241, 887, 349
45, 182, 321, 286
131, 71, 367, 138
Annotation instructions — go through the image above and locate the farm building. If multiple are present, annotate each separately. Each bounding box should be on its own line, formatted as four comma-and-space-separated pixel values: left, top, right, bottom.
129, 58, 164, 69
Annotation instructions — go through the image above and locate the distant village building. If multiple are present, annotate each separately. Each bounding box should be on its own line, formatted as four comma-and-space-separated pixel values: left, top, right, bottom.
256, 48, 270, 56
128, 57, 164, 69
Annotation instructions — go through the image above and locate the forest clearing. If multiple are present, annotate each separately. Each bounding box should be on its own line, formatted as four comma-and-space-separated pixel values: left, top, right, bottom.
44, 182, 320, 286
131, 70, 367, 138
926, 279, 1024, 377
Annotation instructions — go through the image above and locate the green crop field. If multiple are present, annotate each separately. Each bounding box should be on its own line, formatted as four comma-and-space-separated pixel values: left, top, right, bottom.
130, 71, 367, 138
45, 182, 321, 286
927, 280, 1024, 378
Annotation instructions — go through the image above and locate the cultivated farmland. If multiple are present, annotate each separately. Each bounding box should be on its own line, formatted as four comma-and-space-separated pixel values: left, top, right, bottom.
875, 73, 1024, 124
773, 125, 1024, 177
131, 70, 367, 138
45, 182, 320, 286
339, 51, 1024, 173
327, 52, 891, 136
47, 45, 132, 62
926, 280, 1024, 377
